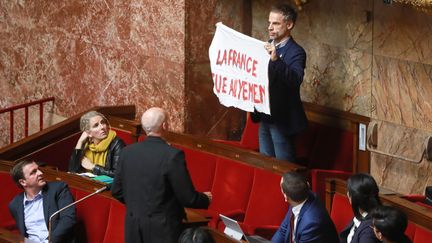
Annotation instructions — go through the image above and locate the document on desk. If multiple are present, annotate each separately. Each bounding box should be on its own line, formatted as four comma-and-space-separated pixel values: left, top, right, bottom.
77, 172, 96, 178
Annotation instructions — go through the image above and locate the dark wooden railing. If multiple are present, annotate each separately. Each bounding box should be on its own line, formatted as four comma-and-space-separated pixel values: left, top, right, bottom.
0, 97, 55, 144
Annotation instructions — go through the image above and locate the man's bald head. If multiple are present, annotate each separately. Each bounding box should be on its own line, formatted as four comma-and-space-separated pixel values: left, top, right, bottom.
141, 107, 167, 135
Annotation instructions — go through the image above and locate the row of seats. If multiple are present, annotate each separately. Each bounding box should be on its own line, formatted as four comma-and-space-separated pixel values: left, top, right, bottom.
330, 185, 432, 243
177, 145, 287, 239
216, 114, 354, 171
215, 114, 354, 201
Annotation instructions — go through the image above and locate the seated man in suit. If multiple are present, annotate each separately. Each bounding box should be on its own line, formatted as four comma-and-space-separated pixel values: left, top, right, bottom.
112, 107, 212, 243
8, 160, 76, 243
272, 171, 339, 243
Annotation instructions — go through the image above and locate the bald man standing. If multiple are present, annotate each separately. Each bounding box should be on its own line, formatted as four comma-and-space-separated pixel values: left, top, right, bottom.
112, 107, 211, 243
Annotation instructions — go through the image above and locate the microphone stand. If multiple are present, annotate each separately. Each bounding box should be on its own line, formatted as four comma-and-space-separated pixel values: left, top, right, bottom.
48, 185, 108, 243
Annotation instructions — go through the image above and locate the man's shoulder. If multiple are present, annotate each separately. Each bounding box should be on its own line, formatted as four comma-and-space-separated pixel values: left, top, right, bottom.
43, 181, 69, 193
46, 181, 67, 188
9, 192, 24, 209
302, 194, 330, 218
126, 138, 180, 152
284, 38, 306, 55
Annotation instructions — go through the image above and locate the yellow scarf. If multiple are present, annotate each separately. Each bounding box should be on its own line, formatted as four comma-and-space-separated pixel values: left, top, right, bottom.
84, 130, 116, 167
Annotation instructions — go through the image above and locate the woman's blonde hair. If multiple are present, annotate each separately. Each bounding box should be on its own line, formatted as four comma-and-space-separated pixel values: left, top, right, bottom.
80, 111, 106, 131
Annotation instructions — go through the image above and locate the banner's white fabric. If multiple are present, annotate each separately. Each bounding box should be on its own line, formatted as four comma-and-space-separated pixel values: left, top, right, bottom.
209, 22, 270, 115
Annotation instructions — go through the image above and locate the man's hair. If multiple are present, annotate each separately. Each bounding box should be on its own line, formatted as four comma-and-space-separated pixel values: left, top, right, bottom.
371, 205, 408, 242
347, 173, 381, 220
271, 3, 297, 24
80, 110, 107, 131
281, 171, 310, 202
178, 227, 215, 243
10, 160, 34, 188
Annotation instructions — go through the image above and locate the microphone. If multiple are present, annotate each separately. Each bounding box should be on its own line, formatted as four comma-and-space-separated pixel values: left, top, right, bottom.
48, 185, 109, 243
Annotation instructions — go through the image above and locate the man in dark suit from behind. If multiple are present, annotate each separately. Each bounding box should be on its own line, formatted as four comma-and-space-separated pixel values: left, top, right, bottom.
112, 107, 212, 243
272, 171, 339, 243
8, 160, 76, 243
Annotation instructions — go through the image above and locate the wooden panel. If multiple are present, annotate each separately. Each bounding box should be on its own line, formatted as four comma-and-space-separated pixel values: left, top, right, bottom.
325, 178, 432, 231
303, 102, 370, 174
0, 105, 305, 176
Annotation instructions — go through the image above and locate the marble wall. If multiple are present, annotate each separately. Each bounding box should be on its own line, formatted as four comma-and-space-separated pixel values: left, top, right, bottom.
0, 0, 186, 146
1, 0, 432, 194
370, 1, 432, 194
184, 0, 248, 139
251, 0, 432, 194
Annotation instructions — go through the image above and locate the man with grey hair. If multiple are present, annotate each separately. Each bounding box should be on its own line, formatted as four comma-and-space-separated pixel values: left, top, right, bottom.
112, 107, 212, 243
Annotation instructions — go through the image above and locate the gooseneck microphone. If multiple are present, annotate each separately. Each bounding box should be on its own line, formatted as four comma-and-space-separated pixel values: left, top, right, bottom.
48, 185, 109, 243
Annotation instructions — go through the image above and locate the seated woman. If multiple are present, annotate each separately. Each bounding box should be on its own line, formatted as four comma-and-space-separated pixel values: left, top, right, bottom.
69, 111, 125, 177
340, 173, 382, 243
371, 206, 411, 243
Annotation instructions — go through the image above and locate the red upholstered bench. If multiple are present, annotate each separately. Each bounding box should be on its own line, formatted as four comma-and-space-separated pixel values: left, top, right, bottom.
213, 113, 259, 151
24, 133, 81, 171
0, 172, 22, 231
413, 225, 432, 243
70, 188, 125, 243
176, 145, 217, 192
220, 168, 287, 240
329, 193, 353, 233
73, 189, 112, 242
308, 125, 354, 201
199, 157, 255, 228
112, 127, 137, 145
103, 199, 126, 243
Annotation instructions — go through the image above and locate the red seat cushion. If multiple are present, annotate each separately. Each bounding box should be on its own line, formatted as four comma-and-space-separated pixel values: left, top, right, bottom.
413, 225, 432, 243
103, 200, 126, 243
204, 158, 254, 228
405, 221, 416, 242
0, 172, 22, 230
330, 193, 353, 233
239, 114, 259, 151
75, 190, 111, 243
181, 147, 217, 192
243, 169, 287, 231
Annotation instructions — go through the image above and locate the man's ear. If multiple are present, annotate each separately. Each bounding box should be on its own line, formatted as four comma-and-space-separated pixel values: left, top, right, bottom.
162, 121, 168, 131
286, 20, 294, 31
19, 178, 26, 188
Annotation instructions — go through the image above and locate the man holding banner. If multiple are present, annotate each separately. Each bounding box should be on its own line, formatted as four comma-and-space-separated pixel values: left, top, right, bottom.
251, 3, 307, 163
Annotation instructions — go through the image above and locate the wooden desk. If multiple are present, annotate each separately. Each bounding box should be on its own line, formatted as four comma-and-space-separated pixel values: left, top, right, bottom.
184, 208, 210, 227
0, 227, 24, 243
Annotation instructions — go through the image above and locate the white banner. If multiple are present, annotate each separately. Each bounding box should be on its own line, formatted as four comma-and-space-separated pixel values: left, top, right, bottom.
209, 22, 270, 115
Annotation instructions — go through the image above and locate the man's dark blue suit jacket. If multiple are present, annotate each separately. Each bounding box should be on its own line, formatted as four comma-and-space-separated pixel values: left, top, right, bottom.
8, 181, 76, 243
272, 193, 339, 243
